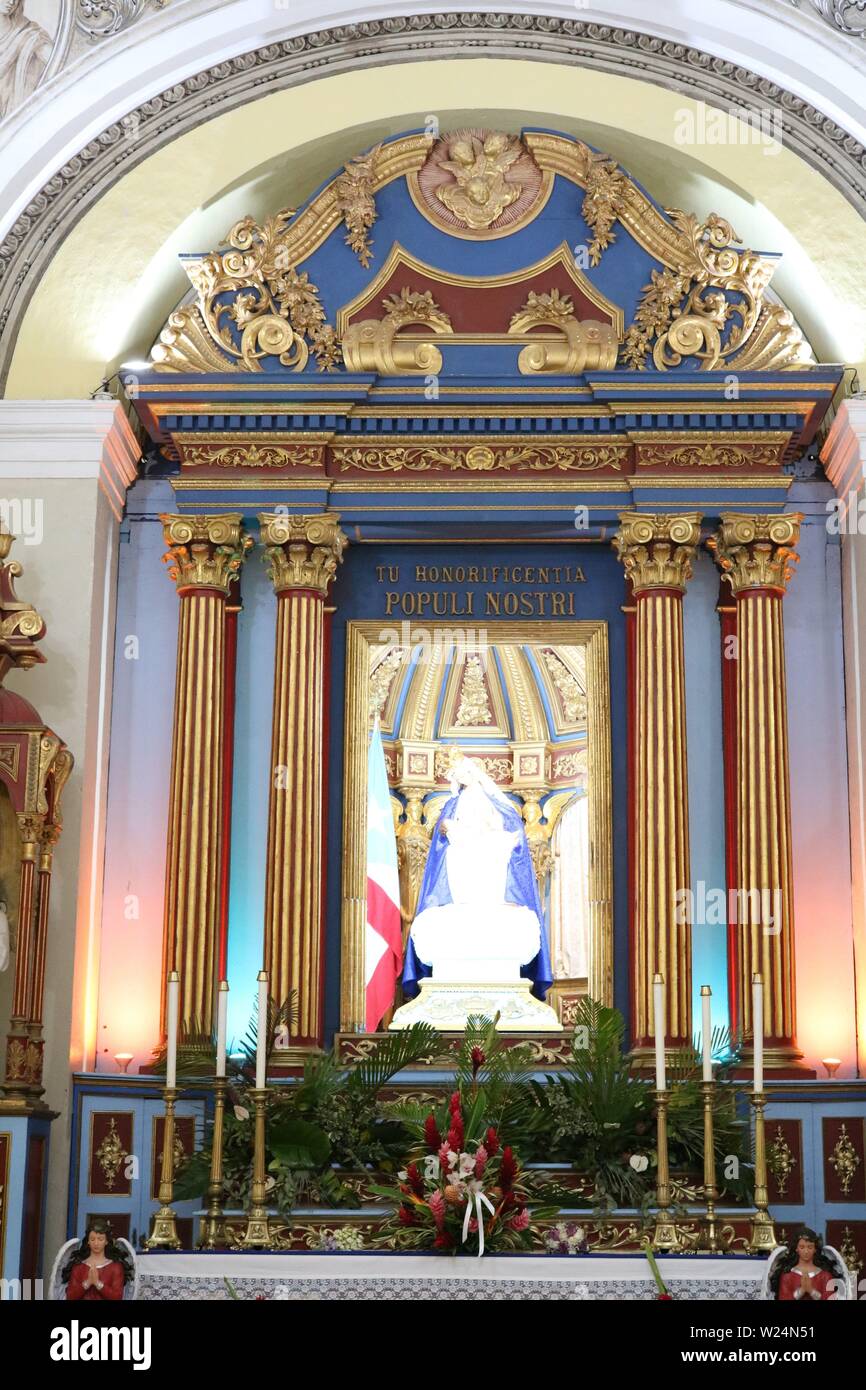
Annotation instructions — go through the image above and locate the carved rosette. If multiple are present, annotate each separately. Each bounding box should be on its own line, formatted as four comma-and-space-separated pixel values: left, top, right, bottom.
161, 514, 253, 595
613, 513, 702, 594
707, 513, 802, 594
259, 513, 347, 597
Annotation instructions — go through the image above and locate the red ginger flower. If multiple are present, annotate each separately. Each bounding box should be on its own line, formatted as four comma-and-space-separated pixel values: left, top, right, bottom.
397, 1205, 416, 1227
446, 1096, 464, 1151
499, 1145, 517, 1192
424, 1114, 442, 1153
509, 1206, 530, 1231
428, 1190, 446, 1230
485, 1126, 500, 1157
433, 1231, 455, 1250
470, 1045, 485, 1077
405, 1162, 424, 1198
474, 1145, 488, 1179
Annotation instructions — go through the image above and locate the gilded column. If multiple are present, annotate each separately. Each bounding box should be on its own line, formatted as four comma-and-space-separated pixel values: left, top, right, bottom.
708, 514, 803, 1069
614, 513, 702, 1055
160, 514, 252, 1043
260, 513, 347, 1057
3, 815, 41, 1100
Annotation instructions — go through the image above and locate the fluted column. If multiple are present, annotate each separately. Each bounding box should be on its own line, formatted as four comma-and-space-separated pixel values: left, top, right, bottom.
614, 513, 701, 1055
708, 513, 803, 1069
260, 513, 347, 1057
160, 514, 252, 1043
3, 816, 42, 1100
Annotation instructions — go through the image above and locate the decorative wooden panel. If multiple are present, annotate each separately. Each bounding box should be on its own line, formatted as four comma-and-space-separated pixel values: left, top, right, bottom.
766, 1118, 803, 1206
825, 1220, 866, 1285
83, 1212, 131, 1242
21, 1134, 45, 1282
175, 1217, 193, 1250
0, 1133, 9, 1274
151, 1115, 196, 1201
88, 1110, 134, 1197
822, 1117, 866, 1203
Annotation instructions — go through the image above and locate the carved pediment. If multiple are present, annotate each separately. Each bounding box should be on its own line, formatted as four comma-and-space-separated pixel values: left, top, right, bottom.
148, 127, 813, 379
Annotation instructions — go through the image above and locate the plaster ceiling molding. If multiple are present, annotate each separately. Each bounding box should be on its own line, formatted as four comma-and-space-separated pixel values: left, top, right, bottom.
795, 0, 866, 38
1, 11, 866, 392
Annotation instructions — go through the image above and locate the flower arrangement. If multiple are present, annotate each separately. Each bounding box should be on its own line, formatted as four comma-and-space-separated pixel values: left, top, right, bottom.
544, 1222, 589, 1255
377, 1089, 553, 1254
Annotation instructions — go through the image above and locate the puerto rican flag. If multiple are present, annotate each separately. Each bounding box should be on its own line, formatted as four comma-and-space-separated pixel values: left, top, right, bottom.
365, 720, 403, 1032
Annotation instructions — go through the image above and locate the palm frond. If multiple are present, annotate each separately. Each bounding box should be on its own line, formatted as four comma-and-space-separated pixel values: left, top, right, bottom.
237, 992, 297, 1075
346, 1023, 443, 1095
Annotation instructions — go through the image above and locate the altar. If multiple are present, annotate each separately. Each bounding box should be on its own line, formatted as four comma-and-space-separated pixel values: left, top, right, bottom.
2, 119, 865, 1297
135, 1251, 770, 1302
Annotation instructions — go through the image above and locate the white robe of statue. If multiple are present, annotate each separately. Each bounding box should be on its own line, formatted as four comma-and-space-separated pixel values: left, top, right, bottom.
409, 761, 541, 983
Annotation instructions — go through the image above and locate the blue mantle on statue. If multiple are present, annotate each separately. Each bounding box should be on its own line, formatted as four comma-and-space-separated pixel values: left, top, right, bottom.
401, 787, 553, 1001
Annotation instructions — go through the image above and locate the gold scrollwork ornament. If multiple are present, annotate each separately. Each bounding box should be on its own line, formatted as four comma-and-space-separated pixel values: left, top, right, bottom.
96, 1118, 129, 1192
621, 211, 811, 372
829, 1123, 861, 1197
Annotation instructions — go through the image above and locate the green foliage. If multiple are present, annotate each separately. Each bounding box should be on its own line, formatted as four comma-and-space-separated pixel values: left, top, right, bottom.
528, 998, 754, 1212
173, 1020, 445, 1217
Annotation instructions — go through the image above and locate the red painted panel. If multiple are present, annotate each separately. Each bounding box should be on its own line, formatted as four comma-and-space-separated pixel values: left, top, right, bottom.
88, 1111, 134, 1197
21, 1133, 45, 1281
343, 263, 614, 334
766, 1118, 803, 1206
823, 1117, 866, 1203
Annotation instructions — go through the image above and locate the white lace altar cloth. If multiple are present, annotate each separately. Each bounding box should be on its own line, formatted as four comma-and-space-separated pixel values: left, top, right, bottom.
136, 1252, 767, 1301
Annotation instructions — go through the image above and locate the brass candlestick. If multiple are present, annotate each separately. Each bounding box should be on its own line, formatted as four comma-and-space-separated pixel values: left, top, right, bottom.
701, 1079, 719, 1252
240, 1087, 272, 1248
146, 1086, 182, 1249
199, 1075, 228, 1249
748, 1090, 777, 1252
652, 1088, 682, 1251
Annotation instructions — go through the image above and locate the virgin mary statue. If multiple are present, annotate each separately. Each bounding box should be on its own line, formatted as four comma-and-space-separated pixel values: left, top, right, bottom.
401, 755, 553, 1004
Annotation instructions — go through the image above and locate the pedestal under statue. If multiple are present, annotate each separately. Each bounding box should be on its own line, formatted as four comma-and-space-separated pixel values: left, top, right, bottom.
390, 756, 560, 1030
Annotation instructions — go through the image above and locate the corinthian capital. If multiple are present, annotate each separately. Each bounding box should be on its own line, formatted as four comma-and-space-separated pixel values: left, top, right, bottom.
707, 513, 802, 595
613, 512, 702, 594
161, 514, 252, 594
259, 512, 347, 596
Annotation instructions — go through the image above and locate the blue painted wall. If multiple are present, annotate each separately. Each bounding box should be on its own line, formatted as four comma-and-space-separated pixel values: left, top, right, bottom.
225, 548, 275, 1048
684, 549, 729, 1042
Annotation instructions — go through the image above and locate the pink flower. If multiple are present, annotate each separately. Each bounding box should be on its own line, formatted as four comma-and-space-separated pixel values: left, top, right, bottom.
468, 1218, 479, 1234
438, 1142, 454, 1170
509, 1207, 530, 1231
427, 1190, 446, 1231
474, 1145, 488, 1178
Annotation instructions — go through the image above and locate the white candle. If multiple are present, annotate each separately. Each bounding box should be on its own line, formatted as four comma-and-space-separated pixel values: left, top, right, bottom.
752, 974, 764, 1093
256, 970, 269, 1090
653, 973, 666, 1091
701, 985, 713, 1082
165, 971, 179, 1091
216, 979, 228, 1079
